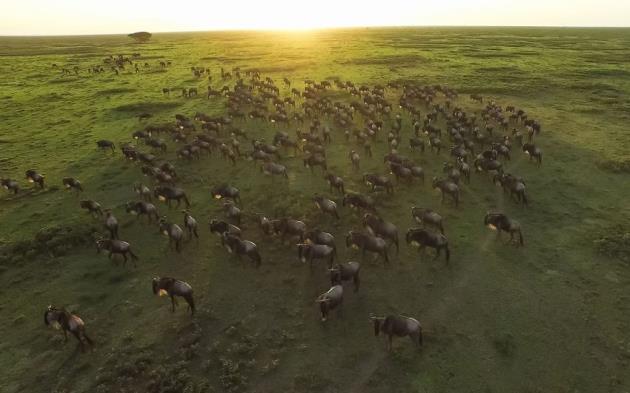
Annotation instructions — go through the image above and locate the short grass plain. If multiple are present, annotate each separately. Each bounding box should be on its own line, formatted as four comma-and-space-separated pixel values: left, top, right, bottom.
0, 27, 629, 393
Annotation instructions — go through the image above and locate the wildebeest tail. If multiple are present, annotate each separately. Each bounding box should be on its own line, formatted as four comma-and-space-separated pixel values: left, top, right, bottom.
185, 294, 195, 315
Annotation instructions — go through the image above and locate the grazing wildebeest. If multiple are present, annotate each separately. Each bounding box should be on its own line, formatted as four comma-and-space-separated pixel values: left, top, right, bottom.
182, 210, 199, 240
342, 193, 376, 212
409, 137, 425, 152
364, 173, 394, 194
152, 277, 195, 315
62, 177, 83, 193
96, 238, 138, 266
329, 262, 360, 292
313, 195, 339, 219
44, 306, 94, 352
133, 182, 152, 201
209, 219, 242, 238
315, 285, 343, 322
125, 201, 159, 222
275, 218, 306, 242
370, 314, 423, 351
495, 173, 528, 205
154, 186, 190, 208
522, 143, 543, 165
389, 162, 414, 183
474, 157, 503, 174
211, 184, 241, 204
298, 243, 335, 269
432, 177, 460, 207
346, 231, 389, 264
1, 178, 19, 194
484, 213, 524, 246
261, 162, 288, 179
96, 139, 115, 152
363, 213, 399, 253
405, 228, 450, 263
411, 207, 445, 234
304, 229, 336, 251
80, 200, 103, 217
324, 173, 345, 194
303, 154, 328, 172
159, 218, 184, 252
103, 210, 119, 239
221, 233, 261, 267
25, 169, 45, 189
223, 201, 241, 225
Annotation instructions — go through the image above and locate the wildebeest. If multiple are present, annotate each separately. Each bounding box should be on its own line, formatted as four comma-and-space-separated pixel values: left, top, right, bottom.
1, 178, 20, 194
182, 210, 199, 240
96, 238, 138, 266
44, 306, 94, 352
432, 177, 460, 207
303, 154, 328, 172
275, 218, 306, 242
484, 213, 524, 246
364, 173, 394, 194
125, 201, 159, 222
315, 285, 343, 322
411, 207, 445, 234
324, 173, 345, 194
349, 150, 360, 170
223, 201, 241, 225
133, 182, 152, 201
370, 314, 423, 351
345, 231, 389, 264
313, 195, 340, 219
25, 169, 45, 189
152, 277, 195, 315
104, 210, 119, 239
329, 261, 360, 292
221, 233, 261, 267
409, 137, 425, 152
209, 219, 242, 238
261, 162, 288, 179
297, 243, 335, 269
159, 218, 184, 252
211, 184, 241, 204
363, 213, 399, 253
495, 173, 528, 205
62, 177, 83, 193
96, 139, 115, 152
154, 186, 190, 208
522, 143, 543, 165
405, 228, 450, 263
342, 193, 376, 212
80, 200, 103, 217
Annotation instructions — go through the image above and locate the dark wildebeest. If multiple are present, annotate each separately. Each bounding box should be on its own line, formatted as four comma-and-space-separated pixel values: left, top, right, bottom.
104, 210, 119, 239
96, 139, 115, 153
25, 169, 45, 189
211, 184, 241, 204
315, 285, 343, 322
432, 177, 460, 207
133, 183, 152, 201
313, 195, 340, 219
409, 137, 425, 152
221, 233, 261, 267
80, 200, 103, 217
125, 201, 159, 222
364, 173, 394, 194
223, 201, 241, 225
363, 213, 399, 253
1, 178, 20, 194
209, 219, 241, 238
342, 193, 376, 212
159, 218, 184, 252
96, 238, 138, 266
304, 229, 337, 251
370, 314, 423, 351
275, 218, 306, 242
405, 228, 450, 263
44, 306, 94, 352
261, 162, 289, 179
329, 262, 360, 292
152, 277, 195, 315
154, 186, 190, 208
303, 154, 328, 172
411, 207, 445, 234
522, 143, 543, 165
495, 173, 528, 205
182, 210, 199, 240
346, 231, 389, 264
484, 213, 524, 246
442, 162, 461, 185
325, 173, 345, 194
297, 243, 335, 269
349, 150, 360, 170
62, 177, 83, 193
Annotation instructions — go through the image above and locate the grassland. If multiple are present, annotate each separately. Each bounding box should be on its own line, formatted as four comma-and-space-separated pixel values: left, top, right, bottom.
0, 27, 629, 393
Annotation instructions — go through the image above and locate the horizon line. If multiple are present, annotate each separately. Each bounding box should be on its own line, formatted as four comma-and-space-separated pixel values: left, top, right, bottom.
2, 24, 630, 38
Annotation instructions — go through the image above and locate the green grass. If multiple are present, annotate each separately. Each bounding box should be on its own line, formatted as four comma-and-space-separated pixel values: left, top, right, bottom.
0, 27, 629, 393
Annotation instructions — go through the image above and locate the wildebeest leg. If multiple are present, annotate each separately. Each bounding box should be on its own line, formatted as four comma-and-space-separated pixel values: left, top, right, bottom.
122, 252, 128, 266
388, 334, 393, 352
170, 296, 177, 312
434, 247, 440, 260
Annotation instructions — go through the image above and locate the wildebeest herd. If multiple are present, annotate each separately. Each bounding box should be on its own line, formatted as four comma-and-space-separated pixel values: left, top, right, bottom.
3, 57, 546, 353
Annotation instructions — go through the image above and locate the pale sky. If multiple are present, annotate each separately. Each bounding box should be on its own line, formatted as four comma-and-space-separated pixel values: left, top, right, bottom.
1, 0, 629, 35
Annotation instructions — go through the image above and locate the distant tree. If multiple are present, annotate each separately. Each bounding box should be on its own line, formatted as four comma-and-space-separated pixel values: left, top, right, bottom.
128, 32, 152, 43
